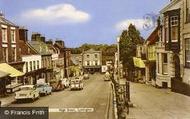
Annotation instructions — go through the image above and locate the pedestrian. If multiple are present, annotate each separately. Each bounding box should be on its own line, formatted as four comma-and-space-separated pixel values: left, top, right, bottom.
0, 100, 1, 107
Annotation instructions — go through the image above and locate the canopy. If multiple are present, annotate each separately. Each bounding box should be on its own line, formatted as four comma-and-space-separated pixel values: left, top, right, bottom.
133, 57, 145, 68
0, 70, 9, 78
0, 63, 24, 77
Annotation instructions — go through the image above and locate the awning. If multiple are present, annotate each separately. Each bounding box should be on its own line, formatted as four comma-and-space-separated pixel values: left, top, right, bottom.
133, 57, 145, 68
0, 70, 9, 78
0, 63, 25, 77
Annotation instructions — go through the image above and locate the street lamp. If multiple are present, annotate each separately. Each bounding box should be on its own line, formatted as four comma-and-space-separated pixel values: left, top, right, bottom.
117, 36, 120, 81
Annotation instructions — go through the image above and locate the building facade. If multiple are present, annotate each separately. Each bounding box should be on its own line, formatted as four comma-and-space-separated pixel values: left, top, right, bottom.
82, 49, 102, 73
28, 33, 53, 83
144, 27, 159, 86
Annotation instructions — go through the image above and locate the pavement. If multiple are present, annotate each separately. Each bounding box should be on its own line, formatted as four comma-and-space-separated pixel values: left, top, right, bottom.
126, 82, 190, 119
0, 94, 15, 107
7, 74, 113, 119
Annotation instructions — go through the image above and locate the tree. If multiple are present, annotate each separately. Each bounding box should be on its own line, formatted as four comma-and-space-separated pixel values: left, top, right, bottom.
119, 24, 144, 78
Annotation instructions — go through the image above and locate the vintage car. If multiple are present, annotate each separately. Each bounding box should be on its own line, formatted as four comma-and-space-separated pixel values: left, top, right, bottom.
83, 73, 89, 79
49, 80, 64, 92
15, 85, 39, 101
36, 83, 52, 95
70, 78, 84, 90
61, 78, 70, 88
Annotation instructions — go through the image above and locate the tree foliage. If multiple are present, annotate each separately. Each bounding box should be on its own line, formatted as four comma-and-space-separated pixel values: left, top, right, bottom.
119, 24, 144, 70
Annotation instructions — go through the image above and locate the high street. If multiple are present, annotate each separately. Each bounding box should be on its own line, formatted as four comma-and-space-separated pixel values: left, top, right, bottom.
9, 74, 113, 119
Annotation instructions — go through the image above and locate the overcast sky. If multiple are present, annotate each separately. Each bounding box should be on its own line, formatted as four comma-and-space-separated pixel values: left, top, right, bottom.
0, 0, 169, 47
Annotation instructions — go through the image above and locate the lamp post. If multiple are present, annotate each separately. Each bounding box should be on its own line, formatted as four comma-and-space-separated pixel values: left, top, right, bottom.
117, 37, 120, 81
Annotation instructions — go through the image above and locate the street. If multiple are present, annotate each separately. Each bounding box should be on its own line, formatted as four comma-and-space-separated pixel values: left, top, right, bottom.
127, 82, 190, 119
8, 74, 113, 119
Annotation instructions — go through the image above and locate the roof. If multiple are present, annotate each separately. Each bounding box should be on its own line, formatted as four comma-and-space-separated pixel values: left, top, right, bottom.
0, 63, 24, 77
146, 27, 159, 46
0, 16, 17, 26
28, 41, 51, 55
71, 54, 82, 65
0, 70, 9, 78
19, 40, 38, 56
160, 0, 181, 14
84, 49, 101, 53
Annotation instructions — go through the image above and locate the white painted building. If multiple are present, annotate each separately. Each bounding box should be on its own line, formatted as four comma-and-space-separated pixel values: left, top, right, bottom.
22, 55, 42, 84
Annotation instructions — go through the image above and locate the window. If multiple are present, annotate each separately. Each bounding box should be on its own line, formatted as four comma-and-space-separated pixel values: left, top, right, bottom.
163, 53, 168, 63
162, 53, 168, 75
2, 28, 7, 42
25, 62, 28, 72
185, 39, 190, 68
157, 53, 160, 74
2, 47, 8, 62
11, 30, 16, 43
11, 47, 16, 61
95, 61, 98, 65
30, 61, 32, 71
187, 8, 190, 23
186, 0, 190, 23
37, 61, 39, 69
86, 54, 90, 58
170, 16, 179, 42
164, 16, 169, 43
87, 61, 90, 66
33, 61, 36, 70
95, 54, 98, 58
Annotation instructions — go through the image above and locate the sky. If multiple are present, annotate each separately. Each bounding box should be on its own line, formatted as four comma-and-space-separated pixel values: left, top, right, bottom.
0, 0, 169, 48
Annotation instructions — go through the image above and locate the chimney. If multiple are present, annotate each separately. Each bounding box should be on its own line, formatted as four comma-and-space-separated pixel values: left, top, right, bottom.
31, 33, 41, 41
19, 27, 28, 42
55, 40, 65, 47
46, 40, 53, 45
40, 36, 46, 42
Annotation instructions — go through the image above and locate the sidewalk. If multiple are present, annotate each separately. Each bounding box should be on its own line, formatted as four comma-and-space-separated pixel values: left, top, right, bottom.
0, 94, 15, 107
126, 82, 190, 119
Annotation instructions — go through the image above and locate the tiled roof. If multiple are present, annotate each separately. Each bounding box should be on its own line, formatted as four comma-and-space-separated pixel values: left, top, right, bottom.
19, 40, 38, 56
146, 27, 159, 45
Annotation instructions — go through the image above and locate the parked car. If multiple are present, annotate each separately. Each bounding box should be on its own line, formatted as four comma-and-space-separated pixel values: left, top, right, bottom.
70, 78, 84, 90
61, 78, 70, 88
83, 73, 89, 79
36, 83, 52, 95
49, 80, 64, 92
15, 85, 39, 101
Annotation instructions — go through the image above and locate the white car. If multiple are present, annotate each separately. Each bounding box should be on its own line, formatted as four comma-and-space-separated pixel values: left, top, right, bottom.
70, 78, 84, 90
61, 78, 70, 88
15, 85, 39, 101
36, 83, 52, 95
